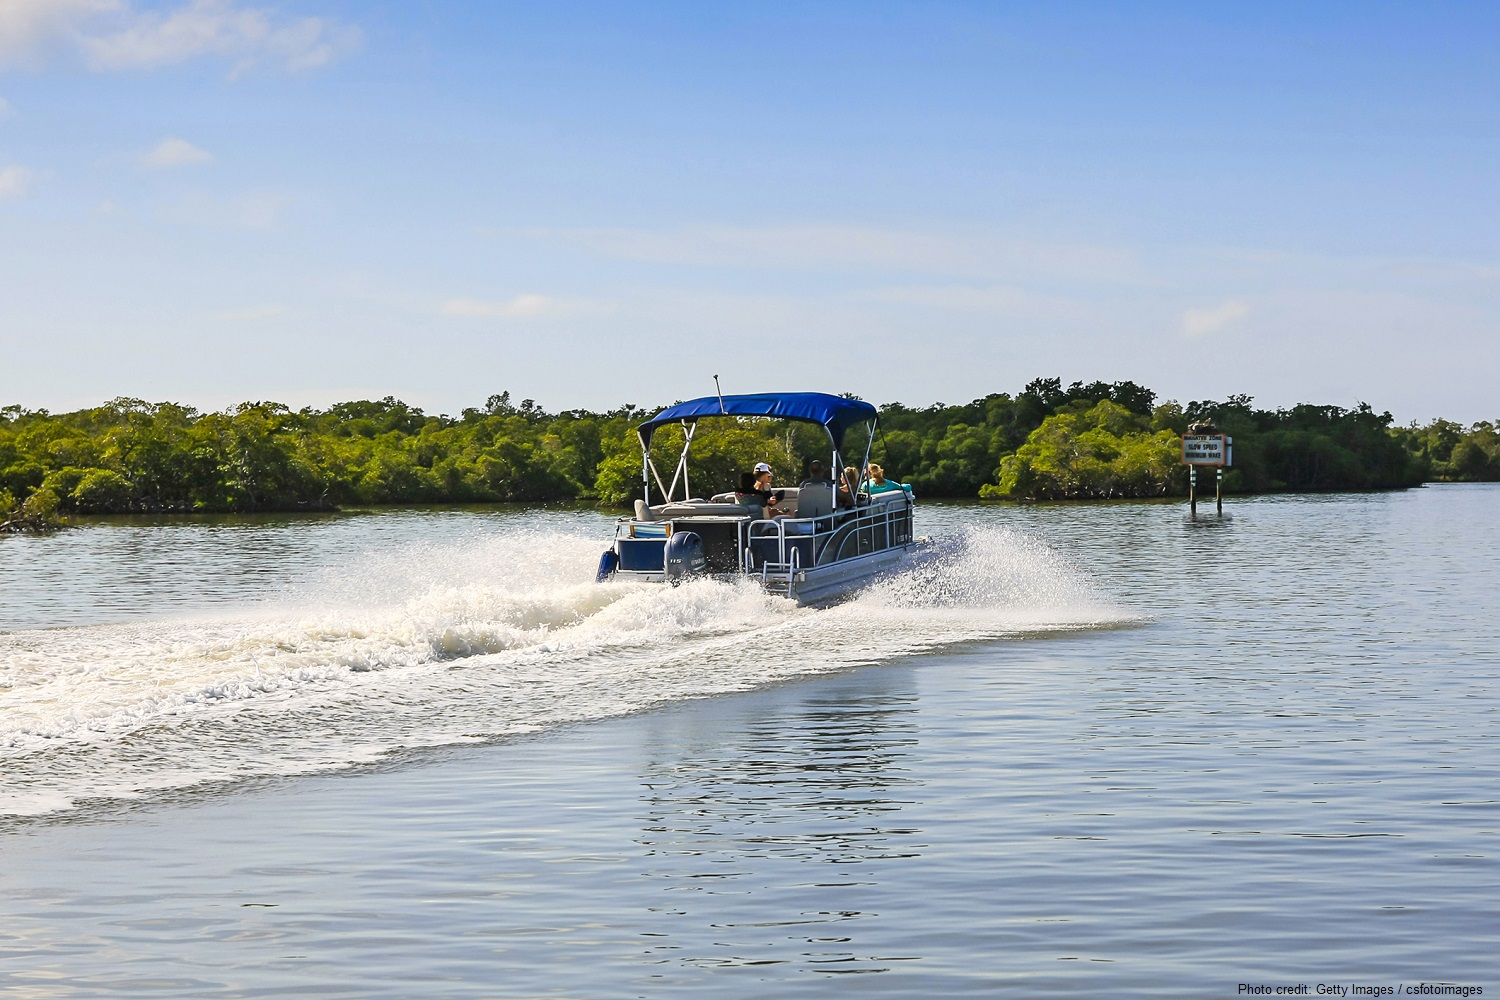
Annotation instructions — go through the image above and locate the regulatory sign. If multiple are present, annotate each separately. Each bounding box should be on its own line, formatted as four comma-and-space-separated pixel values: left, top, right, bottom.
1182, 434, 1232, 466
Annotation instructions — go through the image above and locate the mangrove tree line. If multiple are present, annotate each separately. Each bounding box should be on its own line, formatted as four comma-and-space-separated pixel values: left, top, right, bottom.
1, 380, 1490, 519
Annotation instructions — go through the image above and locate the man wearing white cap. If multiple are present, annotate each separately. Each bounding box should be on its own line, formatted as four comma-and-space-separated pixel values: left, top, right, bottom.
737, 462, 783, 515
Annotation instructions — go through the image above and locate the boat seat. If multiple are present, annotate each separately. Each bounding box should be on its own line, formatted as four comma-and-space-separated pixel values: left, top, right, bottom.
871, 487, 911, 504
654, 502, 758, 518
793, 481, 834, 519
711, 487, 799, 504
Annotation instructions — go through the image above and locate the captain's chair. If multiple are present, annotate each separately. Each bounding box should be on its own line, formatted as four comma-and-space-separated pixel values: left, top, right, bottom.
793, 480, 834, 520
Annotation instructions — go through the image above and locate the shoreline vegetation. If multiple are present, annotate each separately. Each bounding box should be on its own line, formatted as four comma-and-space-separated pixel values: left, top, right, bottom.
2, 379, 1495, 527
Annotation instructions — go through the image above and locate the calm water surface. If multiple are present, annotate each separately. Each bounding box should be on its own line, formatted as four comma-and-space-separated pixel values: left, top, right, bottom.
1, 488, 1495, 997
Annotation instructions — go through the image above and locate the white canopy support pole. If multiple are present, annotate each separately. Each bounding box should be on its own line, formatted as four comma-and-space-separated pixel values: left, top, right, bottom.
666, 420, 696, 503
639, 428, 669, 503
858, 418, 876, 492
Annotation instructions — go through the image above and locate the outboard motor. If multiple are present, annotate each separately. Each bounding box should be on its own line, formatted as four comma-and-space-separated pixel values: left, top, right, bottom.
663, 531, 707, 583
595, 548, 619, 583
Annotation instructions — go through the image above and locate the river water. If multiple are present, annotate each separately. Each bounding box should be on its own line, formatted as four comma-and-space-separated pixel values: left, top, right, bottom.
1, 489, 1495, 997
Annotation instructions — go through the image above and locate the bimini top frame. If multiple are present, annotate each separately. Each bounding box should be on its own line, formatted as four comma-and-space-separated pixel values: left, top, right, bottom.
636, 391, 879, 506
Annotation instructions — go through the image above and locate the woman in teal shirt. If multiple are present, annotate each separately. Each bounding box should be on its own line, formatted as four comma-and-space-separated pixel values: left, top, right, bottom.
866, 463, 909, 495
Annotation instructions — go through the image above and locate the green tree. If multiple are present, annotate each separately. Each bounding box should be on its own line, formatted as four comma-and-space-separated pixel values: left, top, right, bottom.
71, 469, 134, 512
983, 400, 1180, 500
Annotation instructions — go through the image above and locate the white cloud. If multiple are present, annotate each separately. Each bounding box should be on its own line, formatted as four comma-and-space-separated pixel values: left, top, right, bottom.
0, 0, 360, 73
0, 0, 114, 68
0, 96, 15, 119
143, 136, 213, 167
0, 165, 38, 201
440, 294, 561, 318
1182, 298, 1250, 338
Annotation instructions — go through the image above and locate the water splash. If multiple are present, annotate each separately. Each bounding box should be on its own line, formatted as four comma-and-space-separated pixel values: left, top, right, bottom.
0, 522, 1131, 818
863, 525, 1109, 611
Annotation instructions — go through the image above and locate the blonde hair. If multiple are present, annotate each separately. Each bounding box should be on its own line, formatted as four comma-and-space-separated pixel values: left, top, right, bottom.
869, 463, 886, 480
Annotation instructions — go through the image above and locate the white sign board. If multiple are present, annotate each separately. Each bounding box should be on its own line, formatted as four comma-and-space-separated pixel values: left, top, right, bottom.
1182, 435, 1231, 466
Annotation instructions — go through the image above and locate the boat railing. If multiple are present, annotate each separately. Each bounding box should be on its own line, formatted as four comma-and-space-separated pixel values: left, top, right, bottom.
744, 494, 913, 570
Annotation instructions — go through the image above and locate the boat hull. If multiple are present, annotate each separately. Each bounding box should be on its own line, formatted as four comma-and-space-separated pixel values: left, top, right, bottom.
774, 542, 913, 606
608, 535, 917, 606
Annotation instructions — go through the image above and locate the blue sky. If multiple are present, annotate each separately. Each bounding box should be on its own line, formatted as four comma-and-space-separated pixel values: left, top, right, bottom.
2, 1, 1497, 422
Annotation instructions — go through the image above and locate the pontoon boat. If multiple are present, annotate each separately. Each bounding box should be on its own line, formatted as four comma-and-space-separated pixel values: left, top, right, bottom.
594, 392, 917, 605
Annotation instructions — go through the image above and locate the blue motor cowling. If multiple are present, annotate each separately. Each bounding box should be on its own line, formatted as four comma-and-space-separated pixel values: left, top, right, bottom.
595, 548, 619, 583
663, 531, 706, 583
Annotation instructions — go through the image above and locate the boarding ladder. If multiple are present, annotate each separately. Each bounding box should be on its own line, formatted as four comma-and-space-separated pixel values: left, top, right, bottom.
754, 546, 800, 600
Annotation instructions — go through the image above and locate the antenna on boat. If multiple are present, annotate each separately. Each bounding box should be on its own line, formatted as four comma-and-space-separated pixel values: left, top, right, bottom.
713, 374, 726, 414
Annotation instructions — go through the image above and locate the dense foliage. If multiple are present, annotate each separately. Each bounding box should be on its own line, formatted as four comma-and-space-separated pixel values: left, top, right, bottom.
0, 380, 1487, 520
1393, 419, 1500, 483
982, 400, 1182, 500
1175, 396, 1431, 494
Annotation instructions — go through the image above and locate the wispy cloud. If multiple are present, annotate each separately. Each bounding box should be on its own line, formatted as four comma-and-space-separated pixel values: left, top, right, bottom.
440, 294, 561, 318
0, 96, 15, 119
0, 165, 38, 201
0, 0, 361, 74
0, 0, 109, 68
143, 136, 213, 167
1182, 298, 1250, 338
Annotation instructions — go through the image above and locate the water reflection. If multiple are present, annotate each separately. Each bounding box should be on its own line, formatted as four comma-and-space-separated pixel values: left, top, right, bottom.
633, 672, 924, 974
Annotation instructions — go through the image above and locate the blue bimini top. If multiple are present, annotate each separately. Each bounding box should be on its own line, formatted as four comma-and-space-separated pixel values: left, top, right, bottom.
637, 392, 877, 448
